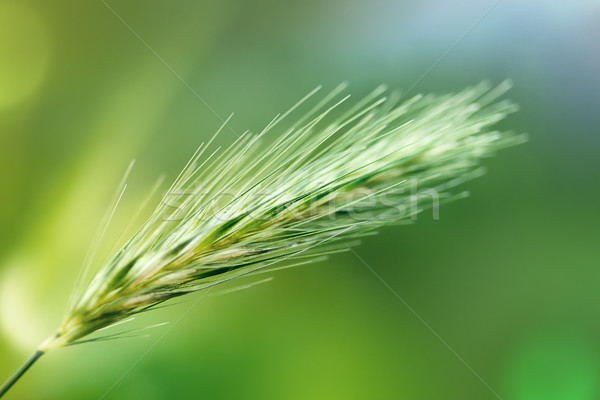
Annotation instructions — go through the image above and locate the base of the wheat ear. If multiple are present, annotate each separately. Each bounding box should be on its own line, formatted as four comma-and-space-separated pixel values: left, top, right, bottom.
38, 332, 68, 352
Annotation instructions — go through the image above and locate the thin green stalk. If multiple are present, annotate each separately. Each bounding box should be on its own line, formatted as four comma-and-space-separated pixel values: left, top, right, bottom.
0, 350, 44, 398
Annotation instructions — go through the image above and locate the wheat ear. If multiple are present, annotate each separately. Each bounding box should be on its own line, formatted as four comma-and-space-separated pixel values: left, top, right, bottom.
0, 82, 525, 397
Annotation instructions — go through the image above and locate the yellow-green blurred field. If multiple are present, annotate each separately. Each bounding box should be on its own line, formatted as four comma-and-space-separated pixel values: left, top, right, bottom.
1, 0, 599, 399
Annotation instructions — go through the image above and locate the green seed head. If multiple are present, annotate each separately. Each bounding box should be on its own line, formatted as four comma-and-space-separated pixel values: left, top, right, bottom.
45, 81, 525, 350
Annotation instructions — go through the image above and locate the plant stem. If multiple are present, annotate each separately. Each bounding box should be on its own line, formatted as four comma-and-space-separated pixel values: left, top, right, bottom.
0, 350, 44, 398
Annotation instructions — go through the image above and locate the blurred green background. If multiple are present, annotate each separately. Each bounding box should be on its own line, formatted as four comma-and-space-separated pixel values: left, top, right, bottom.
1, 0, 599, 399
